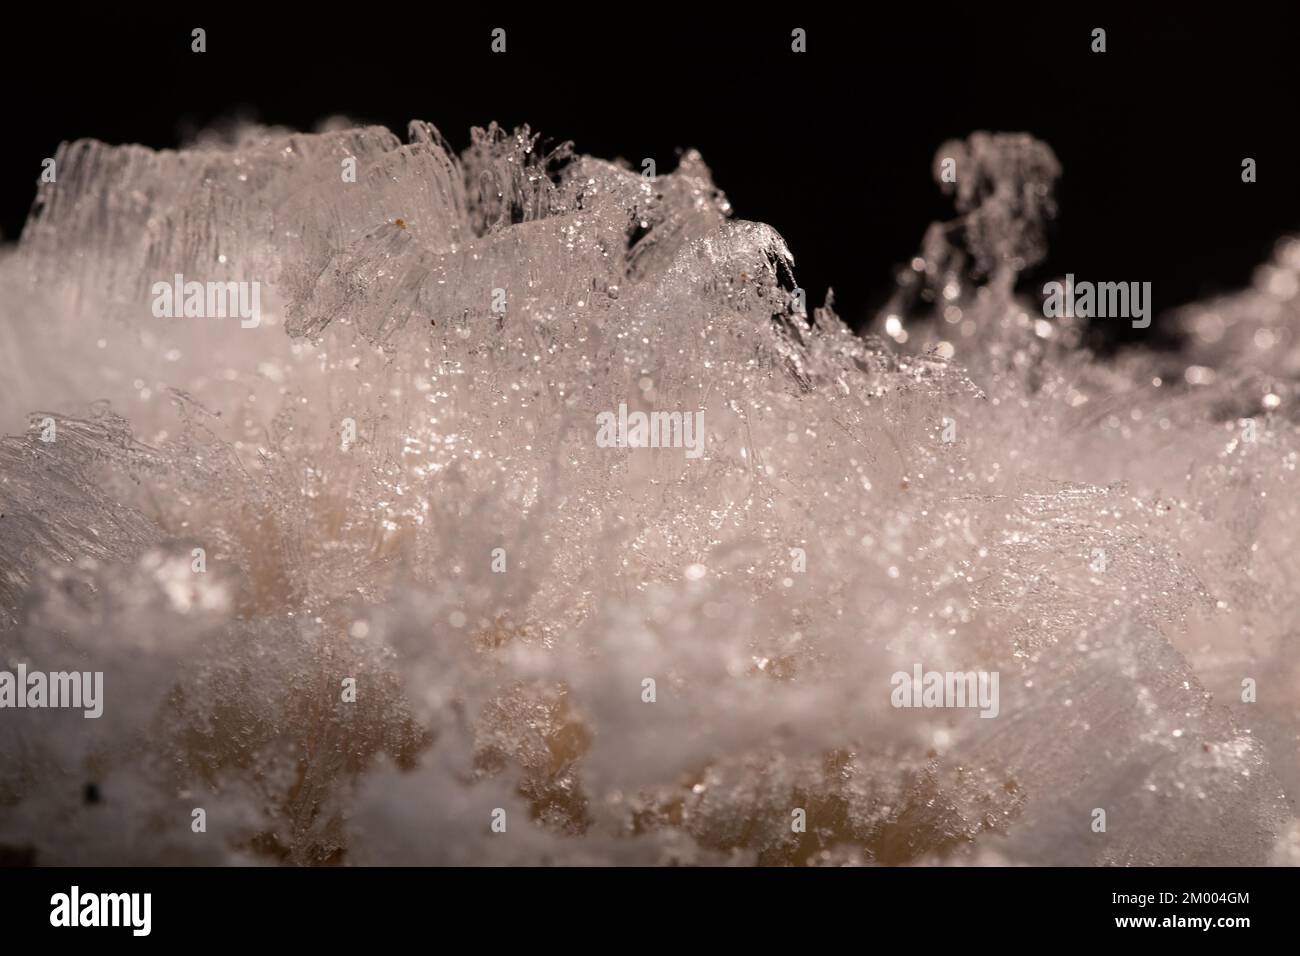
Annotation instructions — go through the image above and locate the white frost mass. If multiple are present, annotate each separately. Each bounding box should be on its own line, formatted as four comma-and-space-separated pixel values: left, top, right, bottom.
0, 121, 1296, 865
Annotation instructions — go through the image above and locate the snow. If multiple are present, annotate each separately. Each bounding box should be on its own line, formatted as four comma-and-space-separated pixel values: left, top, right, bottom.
0, 122, 1295, 865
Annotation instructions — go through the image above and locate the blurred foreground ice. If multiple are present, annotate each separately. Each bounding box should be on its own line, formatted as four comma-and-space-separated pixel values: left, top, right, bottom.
0, 122, 1296, 865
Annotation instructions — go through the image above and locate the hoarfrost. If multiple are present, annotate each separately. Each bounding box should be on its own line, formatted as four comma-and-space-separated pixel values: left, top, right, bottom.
0, 123, 1294, 865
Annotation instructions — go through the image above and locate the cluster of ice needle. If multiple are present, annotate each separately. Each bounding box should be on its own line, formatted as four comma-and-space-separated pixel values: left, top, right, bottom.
0, 122, 1295, 865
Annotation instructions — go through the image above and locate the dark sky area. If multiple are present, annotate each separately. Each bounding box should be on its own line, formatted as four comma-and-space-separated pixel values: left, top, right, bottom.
3, 6, 1297, 346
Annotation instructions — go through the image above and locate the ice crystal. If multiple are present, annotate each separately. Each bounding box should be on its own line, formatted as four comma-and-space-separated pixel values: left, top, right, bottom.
0, 122, 1295, 866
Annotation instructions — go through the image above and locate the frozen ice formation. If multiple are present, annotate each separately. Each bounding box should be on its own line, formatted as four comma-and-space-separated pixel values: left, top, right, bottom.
0, 121, 1295, 866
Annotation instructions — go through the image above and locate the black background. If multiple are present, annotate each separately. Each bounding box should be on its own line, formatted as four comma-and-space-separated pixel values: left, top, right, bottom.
3, 5, 1297, 346
0, 865, 1278, 940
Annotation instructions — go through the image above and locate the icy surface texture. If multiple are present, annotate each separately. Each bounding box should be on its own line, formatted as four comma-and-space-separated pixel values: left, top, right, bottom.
0, 123, 1295, 865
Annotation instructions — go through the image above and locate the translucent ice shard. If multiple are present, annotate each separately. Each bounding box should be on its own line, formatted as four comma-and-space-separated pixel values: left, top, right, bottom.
0, 409, 164, 630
